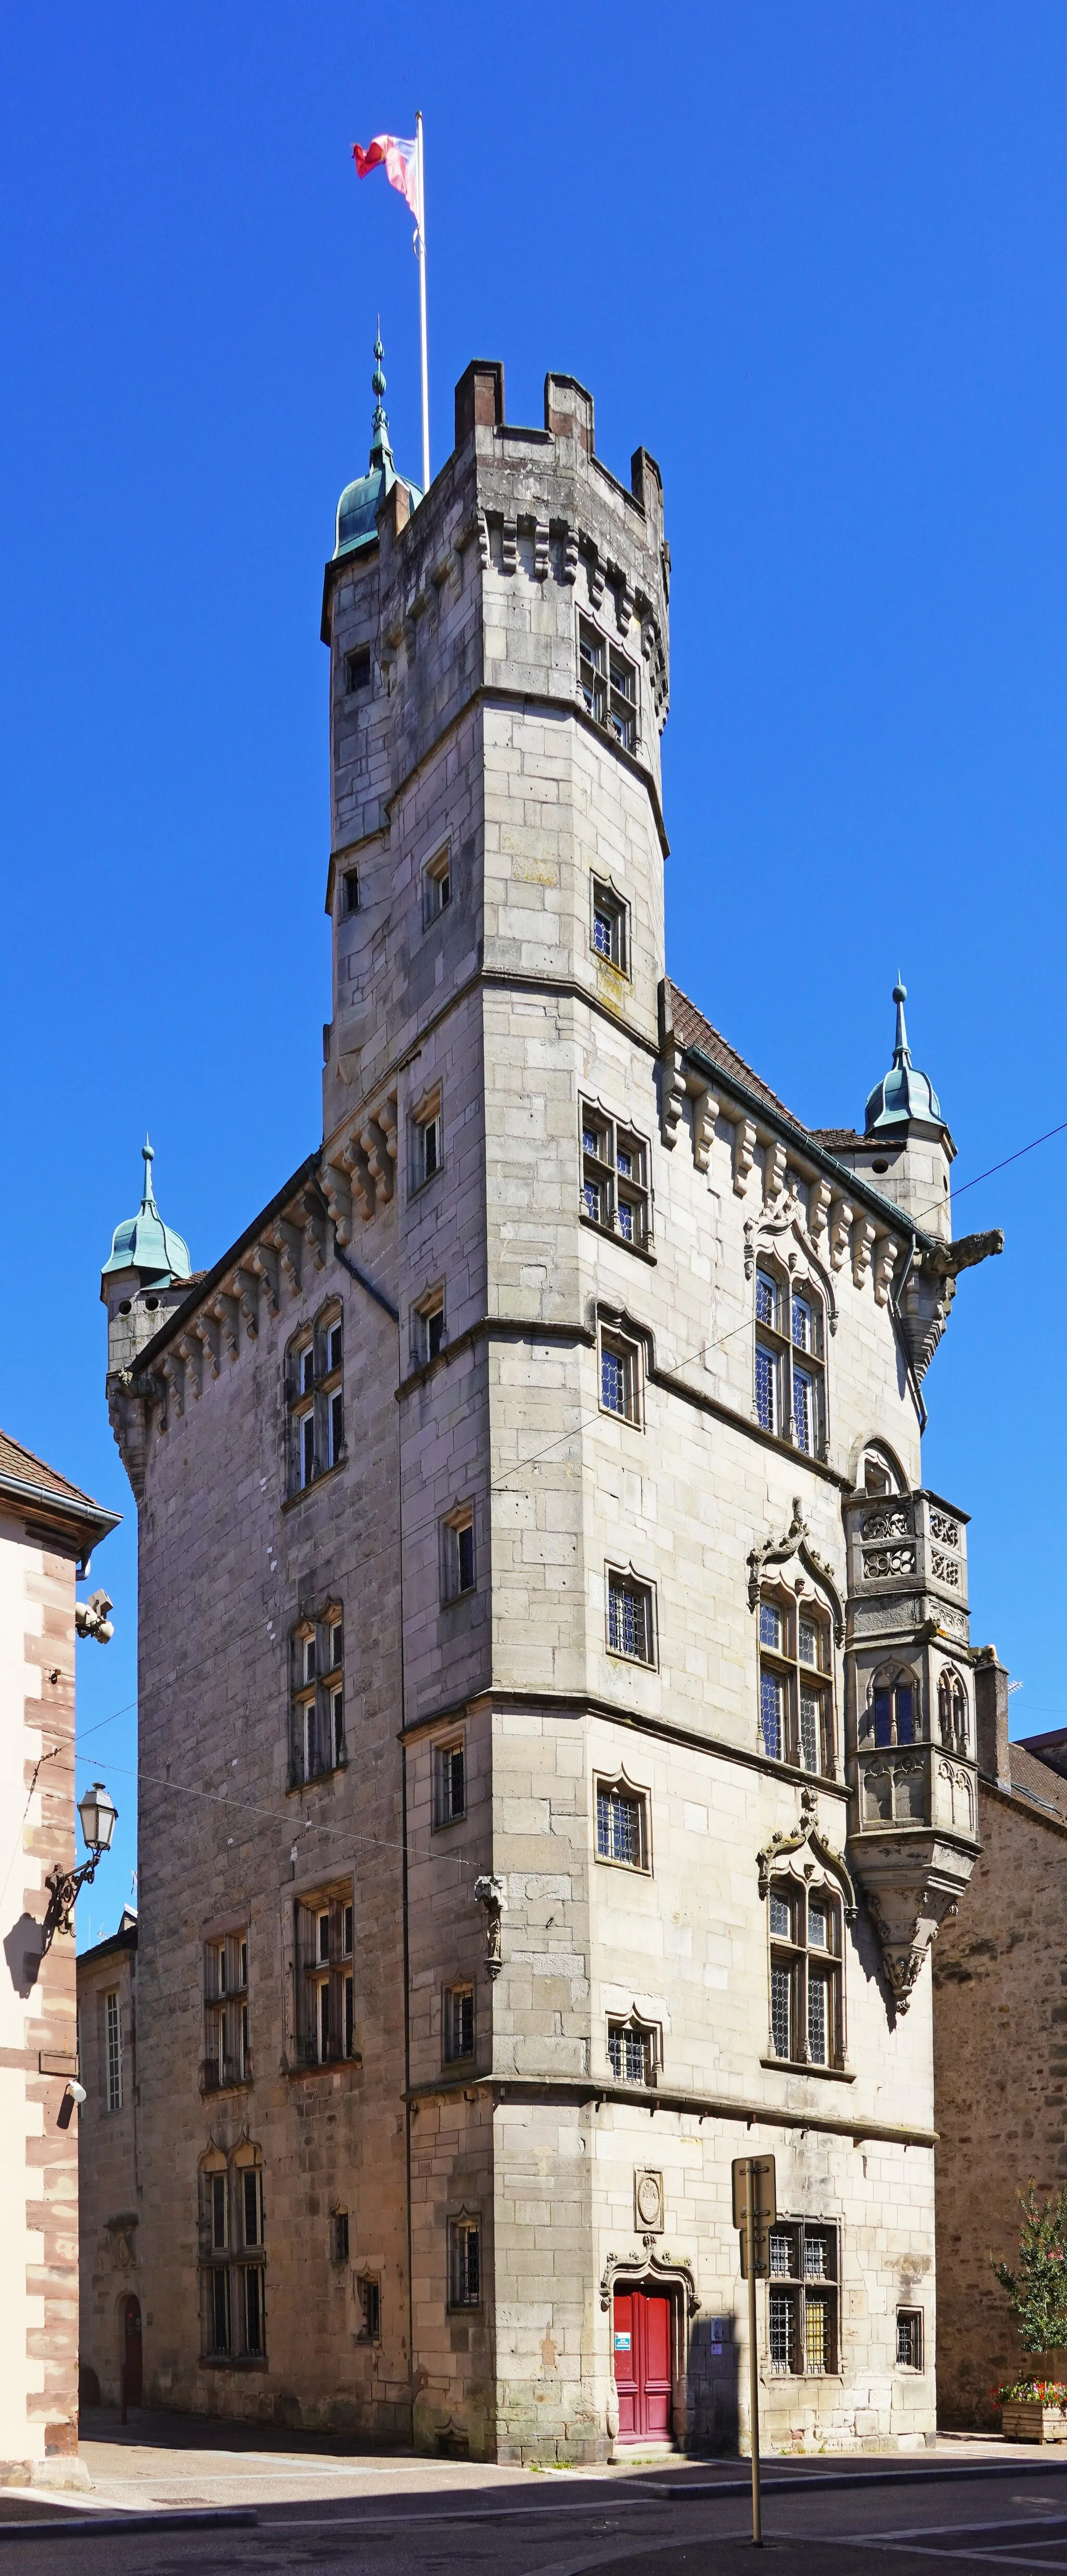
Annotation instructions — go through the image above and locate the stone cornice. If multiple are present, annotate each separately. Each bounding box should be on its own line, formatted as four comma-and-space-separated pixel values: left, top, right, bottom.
404, 2069, 934, 2150
399, 1681, 851, 1803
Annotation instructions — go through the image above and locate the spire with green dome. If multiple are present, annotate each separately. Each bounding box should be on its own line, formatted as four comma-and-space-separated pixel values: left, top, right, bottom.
102, 1140, 191, 1287
864, 977, 946, 1137
333, 328, 422, 561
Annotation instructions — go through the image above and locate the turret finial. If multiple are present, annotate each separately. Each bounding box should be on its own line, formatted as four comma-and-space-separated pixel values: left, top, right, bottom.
892, 976, 911, 1067
369, 323, 392, 466
141, 1136, 158, 1211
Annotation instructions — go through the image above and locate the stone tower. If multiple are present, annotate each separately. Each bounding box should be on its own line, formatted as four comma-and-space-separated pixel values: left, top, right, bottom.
96, 346, 1001, 2462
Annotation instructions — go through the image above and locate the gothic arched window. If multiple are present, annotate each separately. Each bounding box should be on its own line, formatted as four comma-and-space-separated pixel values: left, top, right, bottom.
938, 1668, 969, 1755
754, 1266, 826, 1456
870, 1666, 921, 1748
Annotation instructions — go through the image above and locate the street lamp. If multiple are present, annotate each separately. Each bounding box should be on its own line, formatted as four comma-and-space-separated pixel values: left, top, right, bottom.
42, 1779, 119, 1952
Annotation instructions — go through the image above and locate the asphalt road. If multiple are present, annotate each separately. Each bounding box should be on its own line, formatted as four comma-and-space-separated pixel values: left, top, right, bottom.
9, 2458, 1067, 2574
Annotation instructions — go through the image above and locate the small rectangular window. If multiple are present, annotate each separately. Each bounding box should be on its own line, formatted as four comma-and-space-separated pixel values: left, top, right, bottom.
599, 1329, 640, 1423
755, 1342, 778, 1433
328, 1321, 343, 1374
591, 878, 628, 974
415, 1287, 445, 1365
333, 2211, 350, 2264
424, 847, 452, 923
329, 1390, 344, 1467
357, 2274, 381, 2341
211, 2264, 231, 2353
301, 1413, 315, 1488
344, 645, 371, 696
579, 618, 637, 752
342, 867, 360, 915
211, 2172, 227, 2251
105, 1989, 122, 2113
449, 2219, 480, 2308
329, 1618, 344, 1673
242, 2169, 262, 2248
443, 1984, 475, 2062
435, 1740, 466, 1824
331, 1686, 344, 1765
412, 1099, 442, 1189
443, 1508, 475, 1602
896, 2308, 924, 2370
595, 1781, 646, 1867
301, 1344, 315, 1397
580, 1102, 650, 1247
760, 1668, 785, 1759
607, 2019, 656, 2084
607, 1570, 654, 1665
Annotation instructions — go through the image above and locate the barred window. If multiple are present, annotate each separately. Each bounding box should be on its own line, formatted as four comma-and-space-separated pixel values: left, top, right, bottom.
758, 1591, 834, 1775
896, 2308, 924, 2370
595, 1780, 648, 1868
290, 1606, 345, 1786
105, 1988, 122, 2113
580, 1104, 651, 1247
293, 1887, 355, 2068
434, 1738, 466, 1825
443, 1984, 475, 2063
449, 2218, 481, 2308
607, 2016, 659, 2085
607, 1569, 655, 1666
754, 1266, 825, 1455
765, 2223, 838, 2375
357, 2274, 381, 2341
767, 1880, 843, 2070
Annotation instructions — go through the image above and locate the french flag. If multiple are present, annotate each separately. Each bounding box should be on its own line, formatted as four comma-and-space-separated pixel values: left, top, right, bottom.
352, 134, 419, 219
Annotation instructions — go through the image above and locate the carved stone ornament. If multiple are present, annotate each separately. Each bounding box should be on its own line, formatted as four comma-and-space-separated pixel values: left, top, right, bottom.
599, 2251, 701, 2317
858, 1858, 972, 2015
747, 1498, 845, 1645
634, 2170, 664, 2233
756, 1785, 858, 1923
743, 1198, 839, 1336
474, 1874, 507, 1979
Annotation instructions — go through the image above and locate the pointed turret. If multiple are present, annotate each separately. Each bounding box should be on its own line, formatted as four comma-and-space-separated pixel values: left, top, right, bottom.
332, 330, 423, 562
101, 1141, 191, 1388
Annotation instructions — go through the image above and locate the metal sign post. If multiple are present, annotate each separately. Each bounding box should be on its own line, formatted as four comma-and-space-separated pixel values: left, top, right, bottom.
732, 2154, 776, 2548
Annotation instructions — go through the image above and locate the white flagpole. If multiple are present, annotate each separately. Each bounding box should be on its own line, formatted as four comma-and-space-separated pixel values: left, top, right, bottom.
416, 110, 430, 492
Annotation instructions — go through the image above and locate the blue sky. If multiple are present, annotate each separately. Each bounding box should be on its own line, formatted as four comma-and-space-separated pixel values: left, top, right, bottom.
1, 3, 1063, 1940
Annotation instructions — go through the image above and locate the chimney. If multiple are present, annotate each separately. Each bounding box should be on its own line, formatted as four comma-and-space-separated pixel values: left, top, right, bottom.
974, 1647, 1011, 1792
454, 361, 505, 450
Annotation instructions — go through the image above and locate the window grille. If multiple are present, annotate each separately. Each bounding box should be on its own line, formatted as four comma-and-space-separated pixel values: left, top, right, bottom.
765, 2223, 838, 2374
435, 1740, 466, 1824
896, 2308, 923, 2369
105, 1989, 122, 2112
357, 2274, 381, 2340
449, 2220, 481, 2308
580, 1104, 651, 1247
758, 1591, 834, 1774
607, 1570, 654, 1665
767, 1878, 843, 2068
607, 2018, 657, 2084
596, 1782, 646, 1866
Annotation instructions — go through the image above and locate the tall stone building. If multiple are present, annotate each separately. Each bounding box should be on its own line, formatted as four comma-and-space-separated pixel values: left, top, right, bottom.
95, 349, 1003, 2460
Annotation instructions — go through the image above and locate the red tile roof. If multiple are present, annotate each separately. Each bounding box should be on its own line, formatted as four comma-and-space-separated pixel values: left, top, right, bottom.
0, 1430, 103, 1508
667, 983, 804, 1128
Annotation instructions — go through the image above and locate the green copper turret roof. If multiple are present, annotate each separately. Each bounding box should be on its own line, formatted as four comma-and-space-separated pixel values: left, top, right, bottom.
864, 980, 945, 1135
102, 1141, 191, 1284
333, 330, 422, 560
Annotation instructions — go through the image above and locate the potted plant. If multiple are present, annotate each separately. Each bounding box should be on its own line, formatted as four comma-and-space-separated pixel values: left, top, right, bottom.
994, 2379, 1067, 2444
991, 2187, 1067, 2438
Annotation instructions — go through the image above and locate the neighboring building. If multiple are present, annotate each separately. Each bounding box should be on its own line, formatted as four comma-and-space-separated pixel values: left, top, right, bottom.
934, 1678, 1067, 2429
95, 346, 1003, 2461
77, 1911, 140, 2410
0, 1431, 117, 2484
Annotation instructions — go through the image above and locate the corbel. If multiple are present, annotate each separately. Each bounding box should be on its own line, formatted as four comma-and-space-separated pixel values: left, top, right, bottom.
692, 1089, 719, 1175
158, 1351, 185, 1421
587, 549, 605, 609
762, 1138, 788, 1205
341, 1130, 377, 1224
225, 1265, 259, 1340
562, 525, 579, 585
808, 1178, 832, 1244
732, 1119, 758, 1197
659, 1044, 688, 1150
266, 1217, 303, 1299
872, 1235, 900, 1308
302, 1203, 327, 1272
851, 1216, 877, 1289
533, 519, 549, 580
320, 1154, 354, 1248
827, 1197, 853, 1271
501, 518, 517, 577
176, 1333, 202, 1401
208, 1292, 241, 1363
359, 1115, 394, 1208
249, 1242, 280, 1317
476, 509, 490, 571
617, 580, 634, 636
430, 548, 454, 596
191, 1313, 220, 1381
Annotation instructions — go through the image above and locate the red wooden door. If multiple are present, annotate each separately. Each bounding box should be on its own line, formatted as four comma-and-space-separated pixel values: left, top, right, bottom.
613, 2288, 673, 2441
